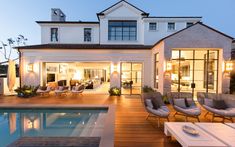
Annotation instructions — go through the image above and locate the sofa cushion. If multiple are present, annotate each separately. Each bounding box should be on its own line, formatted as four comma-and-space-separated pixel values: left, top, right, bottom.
213, 99, 227, 110
174, 99, 187, 109
145, 99, 153, 108
151, 97, 161, 109
204, 98, 213, 108
185, 98, 194, 107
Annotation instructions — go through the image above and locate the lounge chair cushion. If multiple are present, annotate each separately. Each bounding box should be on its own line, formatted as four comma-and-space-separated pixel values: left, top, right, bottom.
174, 99, 187, 109
204, 98, 213, 108
151, 97, 161, 109
213, 99, 227, 110
58, 86, 64, 91
174, 105, 201, 116
146, 107, 169, 117
145, 99, 153, 108
185, 98, 194, 107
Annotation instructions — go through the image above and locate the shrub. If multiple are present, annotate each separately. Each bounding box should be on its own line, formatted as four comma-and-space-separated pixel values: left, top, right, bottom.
109, 87, 121, 96
15, 85, 39, 98
142, 85, 154, 93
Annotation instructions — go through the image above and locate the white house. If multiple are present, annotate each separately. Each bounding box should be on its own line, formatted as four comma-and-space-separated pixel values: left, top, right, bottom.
17, 0, 234, 96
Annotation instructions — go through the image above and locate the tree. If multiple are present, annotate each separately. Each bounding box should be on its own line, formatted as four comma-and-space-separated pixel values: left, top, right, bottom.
0, 35, 27, 65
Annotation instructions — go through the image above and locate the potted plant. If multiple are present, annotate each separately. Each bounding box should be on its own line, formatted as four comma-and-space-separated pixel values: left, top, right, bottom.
14, 85, 39, 98
109, 87, 121, 96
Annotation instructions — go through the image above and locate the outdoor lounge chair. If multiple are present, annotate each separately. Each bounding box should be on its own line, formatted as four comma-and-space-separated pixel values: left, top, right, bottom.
71, 84, 85, 96
167, 92, 201, 122
36, 86, 51, 97
197, 92, 235, 122
55, 86, 69, 96
141, 92, 170, 127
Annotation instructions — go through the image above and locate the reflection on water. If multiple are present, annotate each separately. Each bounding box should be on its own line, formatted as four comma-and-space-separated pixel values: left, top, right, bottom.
0, 109, 107, 147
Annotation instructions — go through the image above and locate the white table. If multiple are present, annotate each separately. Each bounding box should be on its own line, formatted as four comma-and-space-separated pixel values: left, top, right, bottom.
195, 123, 235, 147
164, 122, 226, 147
226, 123, 235, 129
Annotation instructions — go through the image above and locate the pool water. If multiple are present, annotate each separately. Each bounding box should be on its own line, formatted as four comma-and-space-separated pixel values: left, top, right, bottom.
0, 108, 107, 147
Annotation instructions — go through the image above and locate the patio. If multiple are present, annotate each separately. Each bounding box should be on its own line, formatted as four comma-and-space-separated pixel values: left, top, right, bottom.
0, 94, 232, 147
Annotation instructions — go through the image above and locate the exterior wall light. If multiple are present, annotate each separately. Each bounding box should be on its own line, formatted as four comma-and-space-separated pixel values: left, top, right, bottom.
27, 63, 34, 72
112, 63, 118, 74
166, 61, 172, 72
225, 61, 233, 73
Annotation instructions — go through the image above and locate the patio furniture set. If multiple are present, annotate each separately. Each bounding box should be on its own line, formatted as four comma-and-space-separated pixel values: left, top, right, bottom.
141, 91, 235, 127
36, 84, 85, 97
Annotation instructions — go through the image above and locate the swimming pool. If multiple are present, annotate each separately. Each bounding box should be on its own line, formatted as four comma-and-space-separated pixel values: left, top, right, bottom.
0, 106, 114, 147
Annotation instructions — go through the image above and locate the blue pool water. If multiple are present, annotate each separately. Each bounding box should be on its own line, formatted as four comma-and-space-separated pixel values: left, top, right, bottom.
0, 108, 108, 147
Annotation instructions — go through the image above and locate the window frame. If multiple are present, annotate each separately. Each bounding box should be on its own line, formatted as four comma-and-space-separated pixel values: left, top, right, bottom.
84, 28, 92, 42
50, 28, 59, 42
167, 22, 176, 31
149, 22, 157, 31
154, 53, 159, 89
108, 20, 137, 41
186, 22, 194, 28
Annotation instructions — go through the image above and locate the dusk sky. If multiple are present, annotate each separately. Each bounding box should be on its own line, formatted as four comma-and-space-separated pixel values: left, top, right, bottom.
0, 0, 235, 62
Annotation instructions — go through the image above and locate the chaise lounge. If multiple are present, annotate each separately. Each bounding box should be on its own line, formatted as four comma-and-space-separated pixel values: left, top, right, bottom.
167, 92, 201, 122
197, 92, 235, 122
141, 92, 170, 127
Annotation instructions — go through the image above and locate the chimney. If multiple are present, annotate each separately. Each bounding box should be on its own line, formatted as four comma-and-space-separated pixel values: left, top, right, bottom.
51, 8, 66, 22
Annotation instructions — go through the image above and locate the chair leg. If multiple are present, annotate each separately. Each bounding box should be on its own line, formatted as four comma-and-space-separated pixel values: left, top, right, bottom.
204, 112, 209, 117
197, 116, 200, 122
222, 117, 225, 123
166, 117, 170, 122
211, 113, 215, 122
173, 112, 177, 117
146, 114, 150, 120
231, 118, 234, 123
185, 116, 188, 122
157, 117, 160, 128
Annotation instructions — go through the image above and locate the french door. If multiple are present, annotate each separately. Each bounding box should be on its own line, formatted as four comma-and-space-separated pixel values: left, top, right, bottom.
171, 50, 219, 97
121, 62, 142, 95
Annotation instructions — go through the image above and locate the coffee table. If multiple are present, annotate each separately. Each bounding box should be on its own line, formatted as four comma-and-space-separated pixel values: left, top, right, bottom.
164, 122, 226, 147
195, 123, 235, 146
225, 123, 235, 129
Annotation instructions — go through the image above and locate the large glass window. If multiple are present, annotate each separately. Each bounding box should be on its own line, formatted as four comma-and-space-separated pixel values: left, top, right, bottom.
108, 21, 137, 41
51, 28, 58, 42
171, 50, 219, 97
154, 53, 159, 89
84, 28, 92, 42
168, 22, 175, 31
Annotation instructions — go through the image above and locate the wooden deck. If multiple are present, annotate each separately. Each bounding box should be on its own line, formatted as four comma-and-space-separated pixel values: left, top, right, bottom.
0, 94, 230, 147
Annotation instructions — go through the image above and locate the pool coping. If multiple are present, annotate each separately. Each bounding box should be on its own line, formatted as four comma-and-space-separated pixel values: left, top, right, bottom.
0, 104, 115, 147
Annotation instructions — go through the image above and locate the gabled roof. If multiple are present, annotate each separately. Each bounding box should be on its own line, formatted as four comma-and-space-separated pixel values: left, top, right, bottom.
97, 0, 149, 16
16, 44, 153, 50
154, 22, 234, 46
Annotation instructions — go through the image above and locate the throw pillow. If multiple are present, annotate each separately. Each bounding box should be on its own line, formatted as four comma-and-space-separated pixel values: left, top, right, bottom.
174, 99, 187, 109
151, 97, 161, 109
204, 98, 213, 108
145, 99, 153, 108
213, 99, 227, 110
58, 86, 63, 91
75, 86, 80, 91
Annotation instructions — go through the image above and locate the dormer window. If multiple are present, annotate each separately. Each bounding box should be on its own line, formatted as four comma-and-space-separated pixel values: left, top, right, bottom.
51, 28, 58, 42
108, 20, 137, 41
84, 28, 92, 42
168, 22, 175, 31
149, 22, 157, 31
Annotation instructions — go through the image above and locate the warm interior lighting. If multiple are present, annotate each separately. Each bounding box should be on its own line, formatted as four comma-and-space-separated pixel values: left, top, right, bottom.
27, 63, 34, 72
73, 70, 82, 80
225, 61, 233, 72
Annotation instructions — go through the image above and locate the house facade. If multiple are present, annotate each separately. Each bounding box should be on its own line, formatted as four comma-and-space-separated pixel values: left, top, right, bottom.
17, 0, 234, 96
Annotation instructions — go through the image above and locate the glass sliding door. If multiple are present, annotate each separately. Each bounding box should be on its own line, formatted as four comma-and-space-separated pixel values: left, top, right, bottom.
171, 50, 219, 97
121, 62, 142, 95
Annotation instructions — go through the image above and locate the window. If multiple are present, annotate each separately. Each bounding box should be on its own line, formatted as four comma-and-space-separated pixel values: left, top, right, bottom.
84, 28, 92, 42
108, 20, 137, 41
149, 22, 157, 31
168, 22, 175, 31
154, 53, 159, 89
186, 22, 194, 27
51, 28, 58, 42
